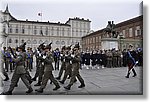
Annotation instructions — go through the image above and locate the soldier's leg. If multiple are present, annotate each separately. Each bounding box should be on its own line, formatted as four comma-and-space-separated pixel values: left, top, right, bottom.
26, 71, 32, 84
49, 71, 60, 90
76, 72, 85, 88
40, 71, 50, 89
8, 74, 20, 92
32, 66, 39, 81
34, 67, 44, 86
2, 67, 9, 81
132, 68, 137, 77
5, 60, 9, 72
20, 74, 33, 93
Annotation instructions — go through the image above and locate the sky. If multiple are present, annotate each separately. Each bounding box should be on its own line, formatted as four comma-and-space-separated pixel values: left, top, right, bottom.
0, 0, 142, 31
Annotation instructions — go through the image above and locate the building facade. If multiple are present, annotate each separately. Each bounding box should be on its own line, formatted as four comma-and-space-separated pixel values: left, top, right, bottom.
82, 15, 143, 51
0, 5, 91, 50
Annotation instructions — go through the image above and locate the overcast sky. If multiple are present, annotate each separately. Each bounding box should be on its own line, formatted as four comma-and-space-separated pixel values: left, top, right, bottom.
0, 0, 142, 31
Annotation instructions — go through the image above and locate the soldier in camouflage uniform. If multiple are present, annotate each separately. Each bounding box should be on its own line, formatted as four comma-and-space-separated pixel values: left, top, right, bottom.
59, 45, 73, 84
64, 43, 85, 90
1, 43, 33, 95
35, 43, 60, 93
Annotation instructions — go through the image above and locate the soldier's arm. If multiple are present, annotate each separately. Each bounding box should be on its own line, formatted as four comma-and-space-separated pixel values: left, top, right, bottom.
72, 55, 81, 62
12, 55, 22, 63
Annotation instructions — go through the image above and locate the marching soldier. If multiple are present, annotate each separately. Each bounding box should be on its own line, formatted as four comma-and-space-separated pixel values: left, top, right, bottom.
59, 45, 73, 84
35, 43, 60, 93
106, 49, 112, 68
1, 42, 33, 95
112, 48, 117, 68
64, 43, 85, 90
34, 43, 45, 86
125, 45, 137, 78
55, 46, 66, 80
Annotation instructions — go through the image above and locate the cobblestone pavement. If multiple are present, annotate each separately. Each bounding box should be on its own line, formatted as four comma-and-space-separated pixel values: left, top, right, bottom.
1, 66, 143, 95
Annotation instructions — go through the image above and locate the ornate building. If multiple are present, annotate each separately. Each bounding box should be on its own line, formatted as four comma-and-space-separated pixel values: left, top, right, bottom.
82, 15, 143, 51
0, 5, 91, 49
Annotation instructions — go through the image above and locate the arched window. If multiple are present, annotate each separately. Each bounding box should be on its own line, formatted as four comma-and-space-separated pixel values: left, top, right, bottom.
8, 38, 12, 43
39, 40, 43, 44
56, 41, 60, 45
61, 41, 65, 45
15, 39, 18, 43
21, 39, 24, 43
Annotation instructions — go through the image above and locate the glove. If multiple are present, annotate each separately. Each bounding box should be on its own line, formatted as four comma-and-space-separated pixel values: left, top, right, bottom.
43, 55, 46, 59
71, 54, 75, 58
39, 53, 41, 57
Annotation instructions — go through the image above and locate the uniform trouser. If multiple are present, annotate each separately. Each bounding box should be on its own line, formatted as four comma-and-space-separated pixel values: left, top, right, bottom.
117, 57, 122, 67
112, 57, 117, 67
69, 66, 84, 86
40, 71, 59, 89
33, 66, 40, 78
38, 67, 44, 83
9, 73, 31, 92
58, 62, 66, 78
27, 61, 32, 71
107, 59, 112, 68
62, 63, 72, 82
127, 63, 137, 75
26, 71, 32, 82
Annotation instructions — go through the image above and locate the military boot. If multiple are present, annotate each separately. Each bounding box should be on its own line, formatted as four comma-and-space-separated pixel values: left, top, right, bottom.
64, 84, 71, 90
59, 80, 64, 84
125, 73, 130, 78
78, 83, 85, 88
34, 82, 41, 86
1, 91, 12, 95
35, 88, 43, 93
132, 69, 137, 77
3, 76, 9, 81
26, 87, 33, 93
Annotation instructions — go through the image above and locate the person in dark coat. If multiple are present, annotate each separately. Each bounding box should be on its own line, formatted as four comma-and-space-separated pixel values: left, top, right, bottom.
84, 50, 91, 69
125, 45, 137, 78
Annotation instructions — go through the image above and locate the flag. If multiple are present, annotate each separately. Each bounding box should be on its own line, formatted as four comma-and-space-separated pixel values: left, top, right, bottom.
38, 13, 42, 16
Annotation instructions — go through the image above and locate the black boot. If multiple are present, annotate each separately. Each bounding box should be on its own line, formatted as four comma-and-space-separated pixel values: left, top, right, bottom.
64, 85, 71, 90
35, 88, 43, 93
78, 83, 85, 88
59, 80, 64, 84
3, 76, 9, 81
34, 82, 41, 86
53, 85, 60, 91
1, 91, 12, 95
26, 87, 33, 93
132, 69, 137, 77
31, 77, 36, 81
125, 73, 130, 78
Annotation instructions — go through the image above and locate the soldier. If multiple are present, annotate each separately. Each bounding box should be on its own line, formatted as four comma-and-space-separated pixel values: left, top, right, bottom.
91, 50, 97, 69
106, 49, 112, 68
64, 43, 85, 90
35, 43, 60, 93
32, 43, 45, 86
112, 49, 117, 68
125, 45, 137, 78
122, 49, 127, 67
84, 50, 91, 69
117, 49, 122, 67
59, 45, 73, 84
55, 46, 66, 80
1, 43, 33, 95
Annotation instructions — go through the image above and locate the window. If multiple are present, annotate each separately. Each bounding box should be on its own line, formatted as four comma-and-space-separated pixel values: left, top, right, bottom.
62, 28, 64, 36
9, 25, 12, 33
122, 30, 125, 37
34, 26, 37, 35
15, 39, 18, 43
57, 28, 59, 36
22, 25, 25, 34
21, 39, 24, 43
39, 40, 43, 44
61, 41, 65, 45
135, 26, 141, 37
8, 39, 12, 43
129, 28, 133, 37
51, 27, 54, 35
45, 27, 48, 35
